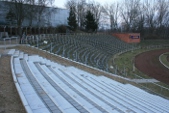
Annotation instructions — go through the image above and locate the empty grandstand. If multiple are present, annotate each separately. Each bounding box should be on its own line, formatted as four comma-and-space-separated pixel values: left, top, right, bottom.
25, 33, 134, 72
10, 49, 169, 113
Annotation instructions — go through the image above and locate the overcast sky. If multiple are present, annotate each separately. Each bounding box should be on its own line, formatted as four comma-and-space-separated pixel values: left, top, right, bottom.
54, 0, 122, 9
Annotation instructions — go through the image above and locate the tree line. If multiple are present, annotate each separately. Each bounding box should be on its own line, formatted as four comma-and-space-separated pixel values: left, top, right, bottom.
66, 0, 169, 39
2, 0, 169, 39
66, 0, 100, 33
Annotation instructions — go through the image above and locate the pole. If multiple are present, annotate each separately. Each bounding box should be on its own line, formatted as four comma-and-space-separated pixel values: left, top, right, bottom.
25, 27, 27, 44
30, 27, 32, 35
26, 27, 27, 35
37, 36, 38, 48
51, 42, 52, 53
10, 26, 12, 36
4, 26, 6, 34
3, 38, 6, 50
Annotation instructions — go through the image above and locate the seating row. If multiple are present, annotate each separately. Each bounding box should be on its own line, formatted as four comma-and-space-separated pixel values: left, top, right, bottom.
11, 49, 169, 113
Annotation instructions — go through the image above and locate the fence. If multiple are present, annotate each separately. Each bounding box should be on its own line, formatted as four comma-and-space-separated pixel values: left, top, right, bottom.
133, 74, 169, 99
0, 26, 61, 36
0, 25, 66, 48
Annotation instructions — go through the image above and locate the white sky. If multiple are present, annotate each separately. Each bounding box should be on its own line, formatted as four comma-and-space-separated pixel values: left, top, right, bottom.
54, 0, 121, 9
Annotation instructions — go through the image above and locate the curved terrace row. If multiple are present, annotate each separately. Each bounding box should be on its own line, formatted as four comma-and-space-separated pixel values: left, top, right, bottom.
10, 49, 169, 113
25, 33, 134, 71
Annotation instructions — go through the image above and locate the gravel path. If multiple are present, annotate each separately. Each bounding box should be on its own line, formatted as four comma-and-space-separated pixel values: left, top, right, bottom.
135, 49, 169, 85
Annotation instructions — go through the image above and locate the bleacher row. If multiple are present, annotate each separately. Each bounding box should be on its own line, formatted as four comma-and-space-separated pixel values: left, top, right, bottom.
10, 49, 169, 113
24, 34, 134, 71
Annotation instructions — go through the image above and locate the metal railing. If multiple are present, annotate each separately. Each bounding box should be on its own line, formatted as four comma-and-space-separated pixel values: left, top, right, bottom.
133, 74, 169, 99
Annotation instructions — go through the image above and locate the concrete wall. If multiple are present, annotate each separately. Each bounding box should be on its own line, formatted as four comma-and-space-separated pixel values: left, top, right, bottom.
113, 33, 140, 43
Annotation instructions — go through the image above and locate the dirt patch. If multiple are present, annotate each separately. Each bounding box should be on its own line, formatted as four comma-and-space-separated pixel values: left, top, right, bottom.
0, 55, 26, 113
135, 49, 169, 85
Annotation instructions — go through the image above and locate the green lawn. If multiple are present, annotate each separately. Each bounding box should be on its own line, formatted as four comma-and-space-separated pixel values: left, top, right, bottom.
111, 48, 153, 78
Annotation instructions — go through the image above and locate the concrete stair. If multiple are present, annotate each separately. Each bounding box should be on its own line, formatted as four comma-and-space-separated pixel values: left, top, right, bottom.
10, 49, 169, 113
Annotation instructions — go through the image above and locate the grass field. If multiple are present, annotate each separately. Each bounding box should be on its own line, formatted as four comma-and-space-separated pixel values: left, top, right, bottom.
111, 40, 169, 78
111, 48, 156, 78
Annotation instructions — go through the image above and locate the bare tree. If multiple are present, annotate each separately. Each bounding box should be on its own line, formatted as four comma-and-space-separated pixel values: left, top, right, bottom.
64, 0, 169, 37
26, 1, 36, 26
36, 0, 55, 27
120, 0, 141, 32
103, 2, 119, 31
155, 0, 169, 38
7, 0, 54, 27
77, 0, 86, 29
6, 0, 55, 42
156, 0, 168, 27
65, 0, 86, 29
10, 0, 25, 27
132, 1, 145, 36
6, 0, 28, 42
65, 0, 77, 9
143, 0, 157, 34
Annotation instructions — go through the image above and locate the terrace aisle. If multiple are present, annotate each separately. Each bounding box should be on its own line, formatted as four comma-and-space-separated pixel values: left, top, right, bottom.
131, 79, 159, 83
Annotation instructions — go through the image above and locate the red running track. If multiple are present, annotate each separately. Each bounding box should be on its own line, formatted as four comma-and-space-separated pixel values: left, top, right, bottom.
135, 49, 169, 85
